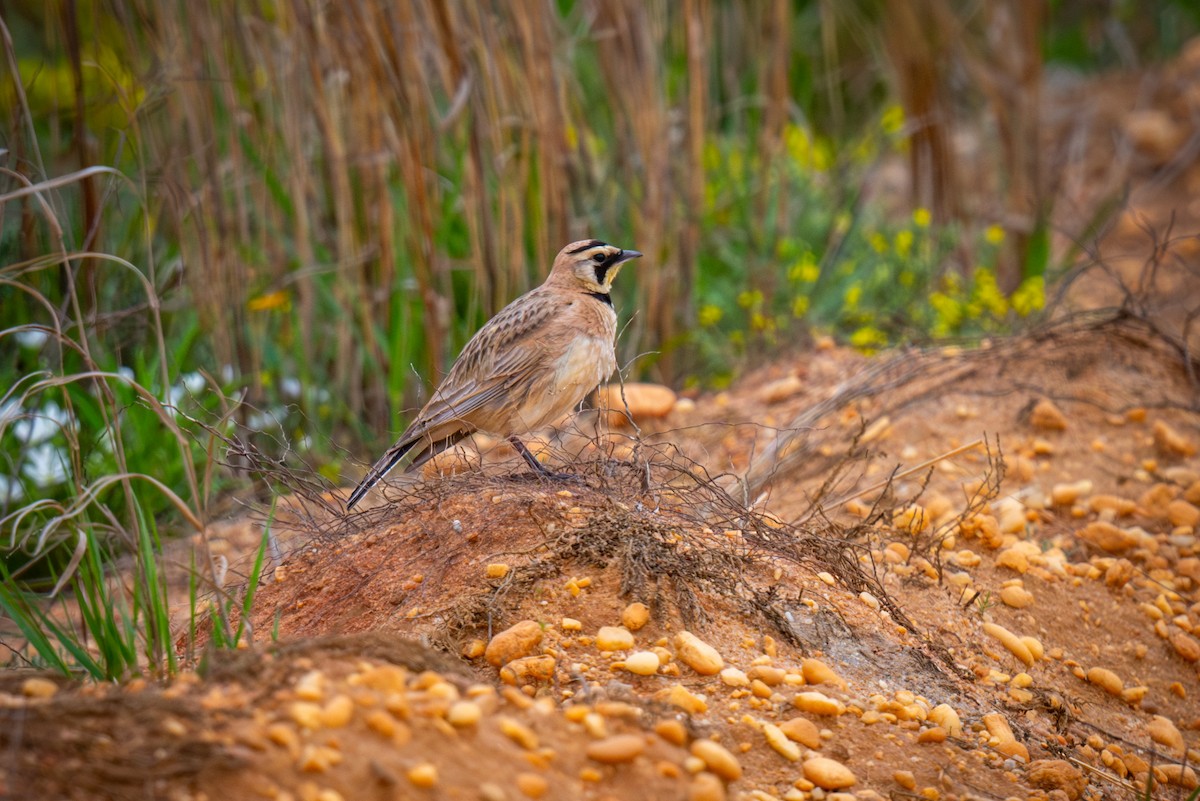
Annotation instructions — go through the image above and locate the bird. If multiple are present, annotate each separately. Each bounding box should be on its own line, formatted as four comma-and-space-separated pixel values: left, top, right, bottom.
344, 239, 642, 510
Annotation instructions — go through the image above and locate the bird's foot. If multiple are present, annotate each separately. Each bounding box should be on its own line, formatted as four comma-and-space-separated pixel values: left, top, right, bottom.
508, 436, 580, 482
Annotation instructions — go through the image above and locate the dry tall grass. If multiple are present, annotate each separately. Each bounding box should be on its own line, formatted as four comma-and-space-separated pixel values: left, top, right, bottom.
7, 0, 1173, 447
146, 1, 754, 429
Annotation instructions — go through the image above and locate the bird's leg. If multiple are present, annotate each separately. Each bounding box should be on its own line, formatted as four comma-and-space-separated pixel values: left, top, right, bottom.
508, 436, 575, 481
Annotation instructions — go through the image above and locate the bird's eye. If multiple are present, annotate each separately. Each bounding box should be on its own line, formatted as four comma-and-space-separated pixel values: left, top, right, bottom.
593, 252, 608, 263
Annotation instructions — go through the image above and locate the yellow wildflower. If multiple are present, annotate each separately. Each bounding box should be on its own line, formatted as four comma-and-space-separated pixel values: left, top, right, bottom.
844, 283, 862, 311
912, 207, 932, 228
894, 229, 914, 258
792, 296, 810, 318
869, 232, 889, 254
984, 224, 1005, 245
849, 326, 888, 351
971, 267, 1008, 318
788, 253, 820, 283
737, 289, 763, 309
881, 104, 905, 135
1011, 276, 1045, 317
247, 291, 290, 312
698, 304, 723, 327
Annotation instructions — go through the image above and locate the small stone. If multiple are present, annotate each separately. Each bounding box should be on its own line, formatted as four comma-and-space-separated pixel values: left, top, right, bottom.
20, 678, 57, 699
1171, 631, 1200, 662
995, 548, 1029, 574
1079, 522, 1139, 553
561, 618, 582, 631
597, 383, 677, 426
747, 665, 786, 686
803, 756, 856, 789
983, 712, 1017, 743
486, 621, 544, 667
499, 717, 539, 750
500, 655, 556, 686
1086, 667, 1124, 696
1030, 399, 1068, 431
674, 631, 725, 675
267, 721, 301, 749
668, 684, 708, 715
760, 375, 804, 404
486, 563, 511, 578
1026, 759, 1086, 800
596, 626, 636, 651
515, 772, 548, 799
621, 602, 651, 631
623, 651, 661, 676
688, 772, 726, 801
586, 734, 646, 764
479, 783, 507, 801
997, 740, 1030, 762
719, 668, 750, 687
928, 704, 962, 736
1167, 500, 1200, 528
447, 701, 482, 727
1125, 110, 1185, 164
792, 691, 844, 716
690, 739, 742, 782
1051, 480, 1092, 506
801, 658, 847, 689
654, 719, 688, 747
1000, 585, 1034, 608
1153, 420, 1197, 458
1160, 764, 1200, 789
290, 702, 323, 730
893, 770, 917, 790
294, 670, 326, 701
983, 622, 1036, 666
319, 694, 355, 728
917, 726, 947, 743
297, 744, 342, 773
407, 763, 438, 788
1105, 559, 1134, 588
762, 722, 801, 761
1089, 494, 1137, 517
1149, 715, 1185, 755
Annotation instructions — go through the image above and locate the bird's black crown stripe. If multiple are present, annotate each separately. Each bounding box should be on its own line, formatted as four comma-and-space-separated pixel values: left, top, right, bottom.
567, 239, 606, 255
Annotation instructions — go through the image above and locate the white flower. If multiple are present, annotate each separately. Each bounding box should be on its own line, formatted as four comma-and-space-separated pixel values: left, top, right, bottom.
0, 474, 23, 504
280, 377, 302, 400
117, 365, 136, 383
13, 401, 71, 445
181, 371, 206, 394
22, 443, 70, 488
220, 364, 235, 383
245, 409, 282, 431
14, 329, 49, 349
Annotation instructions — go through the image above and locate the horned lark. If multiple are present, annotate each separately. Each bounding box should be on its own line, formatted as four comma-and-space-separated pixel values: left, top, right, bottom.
345, 239, 642, 509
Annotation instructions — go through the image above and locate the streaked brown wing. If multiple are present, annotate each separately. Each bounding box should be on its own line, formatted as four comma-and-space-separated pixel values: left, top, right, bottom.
397, 291, 559, 440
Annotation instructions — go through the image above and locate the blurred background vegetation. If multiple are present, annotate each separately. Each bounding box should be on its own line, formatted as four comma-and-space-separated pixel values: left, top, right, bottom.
2, 0, 1199, 567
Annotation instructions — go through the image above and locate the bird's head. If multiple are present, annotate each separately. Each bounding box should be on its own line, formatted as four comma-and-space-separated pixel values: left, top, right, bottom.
550, 239, 643, 295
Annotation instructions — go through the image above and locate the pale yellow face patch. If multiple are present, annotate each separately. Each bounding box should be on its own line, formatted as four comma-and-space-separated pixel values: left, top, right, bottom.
567, 243, 637, 293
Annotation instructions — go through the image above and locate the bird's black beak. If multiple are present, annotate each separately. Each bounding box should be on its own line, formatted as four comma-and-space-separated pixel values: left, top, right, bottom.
614, 249, 643, 264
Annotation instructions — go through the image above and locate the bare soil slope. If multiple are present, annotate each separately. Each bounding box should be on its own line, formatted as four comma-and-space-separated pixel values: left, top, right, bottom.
4, 313, 1198, 801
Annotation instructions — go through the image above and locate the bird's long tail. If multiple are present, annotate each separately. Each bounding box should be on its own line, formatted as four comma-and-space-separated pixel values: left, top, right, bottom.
344, 429, 473, 510
345, 439, 416, 510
